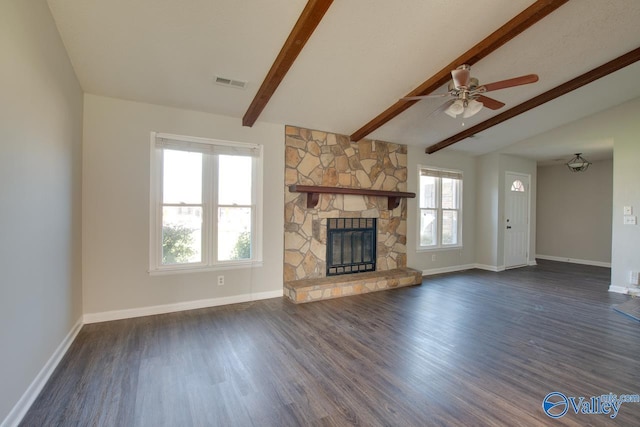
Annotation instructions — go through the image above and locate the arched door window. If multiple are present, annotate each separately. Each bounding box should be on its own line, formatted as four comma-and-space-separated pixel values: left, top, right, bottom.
510, 179, 525, 192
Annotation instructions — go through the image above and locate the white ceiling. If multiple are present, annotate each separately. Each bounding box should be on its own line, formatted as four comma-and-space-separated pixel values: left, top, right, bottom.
47, 0, 640, 162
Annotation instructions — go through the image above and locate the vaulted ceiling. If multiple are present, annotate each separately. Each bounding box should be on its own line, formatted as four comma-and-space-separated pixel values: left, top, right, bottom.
47, 0, 640, 163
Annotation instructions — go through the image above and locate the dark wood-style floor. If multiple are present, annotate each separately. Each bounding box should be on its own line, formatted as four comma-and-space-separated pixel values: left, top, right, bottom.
21, 261, 640, 426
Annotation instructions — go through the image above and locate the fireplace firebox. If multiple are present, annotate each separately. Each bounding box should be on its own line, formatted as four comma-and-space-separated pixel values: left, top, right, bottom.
326, 218, 376, 276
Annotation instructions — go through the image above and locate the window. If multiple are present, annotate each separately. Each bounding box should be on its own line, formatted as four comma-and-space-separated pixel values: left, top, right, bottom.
510, 179, 525, 192
418, 167, 462, 249
149, 132, 262, 273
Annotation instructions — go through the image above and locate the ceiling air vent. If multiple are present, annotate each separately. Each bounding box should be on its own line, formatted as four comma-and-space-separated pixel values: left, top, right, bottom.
214, 76, 247, 89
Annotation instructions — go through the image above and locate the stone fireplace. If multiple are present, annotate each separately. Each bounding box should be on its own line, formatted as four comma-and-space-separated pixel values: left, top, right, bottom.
283, 126, 422, 303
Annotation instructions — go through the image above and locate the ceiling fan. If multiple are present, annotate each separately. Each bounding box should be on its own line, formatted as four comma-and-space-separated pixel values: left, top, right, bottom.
403, 64, 539, 118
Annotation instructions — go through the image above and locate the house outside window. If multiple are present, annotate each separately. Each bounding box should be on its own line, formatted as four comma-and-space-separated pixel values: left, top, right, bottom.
149, 132, 262, 273
418, 166, 463, 250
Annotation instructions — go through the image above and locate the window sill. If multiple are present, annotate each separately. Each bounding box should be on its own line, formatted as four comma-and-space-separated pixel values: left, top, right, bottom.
148, 260, 263, 276
416, 245, 463, 253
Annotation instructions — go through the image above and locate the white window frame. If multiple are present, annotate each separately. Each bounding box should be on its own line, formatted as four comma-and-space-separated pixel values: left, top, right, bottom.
149, 132, 263, 274
417, 166, 463, 251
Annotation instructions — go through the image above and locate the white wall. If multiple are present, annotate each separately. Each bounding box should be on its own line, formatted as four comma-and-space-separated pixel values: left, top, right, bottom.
475, 153, 537, 270
512, 96, 640, 292
406, 147, 536, 273
406, 146, 477, 273
82, 95, 284, 316
475, 153, 500, 267
537, 160, 613, 265
610, 99, 640, 292
0, 0, 83, 423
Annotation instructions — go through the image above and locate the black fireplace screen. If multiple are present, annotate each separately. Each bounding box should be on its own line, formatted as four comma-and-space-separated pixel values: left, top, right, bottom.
326, 218, 376, 276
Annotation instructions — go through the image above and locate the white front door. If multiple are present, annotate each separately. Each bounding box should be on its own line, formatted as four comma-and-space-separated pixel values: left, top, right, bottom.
504, 172, 530, 269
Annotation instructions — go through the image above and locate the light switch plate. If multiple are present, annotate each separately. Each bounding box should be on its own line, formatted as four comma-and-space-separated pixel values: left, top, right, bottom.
624, 215, 637, 225
624, 206, 633, 215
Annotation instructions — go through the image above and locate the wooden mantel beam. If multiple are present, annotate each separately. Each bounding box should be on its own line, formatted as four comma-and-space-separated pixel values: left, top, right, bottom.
243, 0, 333, 127
349, 0, 568, 142
425, 46, 640, 154
288, 185, 416, 210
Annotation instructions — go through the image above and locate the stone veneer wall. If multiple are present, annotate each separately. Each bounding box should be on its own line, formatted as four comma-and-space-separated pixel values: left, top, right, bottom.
284, 125, 408, 283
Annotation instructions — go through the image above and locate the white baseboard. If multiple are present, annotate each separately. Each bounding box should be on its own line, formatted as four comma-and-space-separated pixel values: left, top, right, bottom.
422, 263, 516, 275
83, 289, 284, 324
421, 260, 542, 277
474, 264, 506, 272
535, 254, 611, 268
422, 264, 476, 276
608, 285, 640, 295
1, 317, 83, 427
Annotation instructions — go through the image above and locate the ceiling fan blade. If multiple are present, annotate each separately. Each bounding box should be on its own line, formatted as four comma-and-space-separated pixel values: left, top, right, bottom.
451, 68, 471, 88
481, 74, 538, 92
402, 93, 450, 101
475, 95, 505, 110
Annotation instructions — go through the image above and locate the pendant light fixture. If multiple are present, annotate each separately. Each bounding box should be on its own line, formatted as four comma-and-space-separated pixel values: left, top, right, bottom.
565, 153, 592, 172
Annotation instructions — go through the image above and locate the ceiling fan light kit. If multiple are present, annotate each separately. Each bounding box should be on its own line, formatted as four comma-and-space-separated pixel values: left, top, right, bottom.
444, 98, 484, 118
566, 153, 592, 172
445, 100, 465, 117
462, 99, 483, 118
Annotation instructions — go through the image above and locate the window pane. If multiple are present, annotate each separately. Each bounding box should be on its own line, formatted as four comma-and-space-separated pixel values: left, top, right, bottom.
511, 179, 525, 192
420, 175, 437, 208
420, 209, 437, 246
162, 206, 202, 264
163, 150, 202, 204
218, 207, 252, 261
442, 210, 458, 245
219, 155, 252, 205
442, 178, 459, 209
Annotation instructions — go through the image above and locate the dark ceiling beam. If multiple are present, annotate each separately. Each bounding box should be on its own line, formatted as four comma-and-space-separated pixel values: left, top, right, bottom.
243, 0, 333, 127
349, 0, 568, 142
425, 46, 640, 154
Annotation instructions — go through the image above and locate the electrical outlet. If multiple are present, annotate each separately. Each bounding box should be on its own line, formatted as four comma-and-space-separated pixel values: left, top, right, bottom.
217, 275, 224, 286
630, 271, 640, 285
432, 254, 436, 261
624, 206, 633, 215
624, 215, 637, 225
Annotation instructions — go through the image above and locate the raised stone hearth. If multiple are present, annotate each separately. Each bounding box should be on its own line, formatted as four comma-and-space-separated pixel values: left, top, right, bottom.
285, 268, 423, 304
